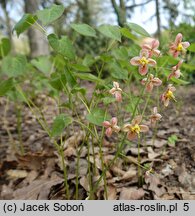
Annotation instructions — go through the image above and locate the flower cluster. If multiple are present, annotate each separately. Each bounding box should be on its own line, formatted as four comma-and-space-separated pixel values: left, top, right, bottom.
103, 115, 149, 140
103, 33, 190, 141
130, 33, 190, 107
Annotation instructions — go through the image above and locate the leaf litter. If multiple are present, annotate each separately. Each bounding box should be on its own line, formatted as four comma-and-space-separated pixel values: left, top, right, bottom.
0, 85, 195, 200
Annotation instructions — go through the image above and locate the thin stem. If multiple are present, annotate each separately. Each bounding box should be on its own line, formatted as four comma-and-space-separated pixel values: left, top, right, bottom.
3, 98, 17, 152
137, 135, 143, 186
73, 120, 98, 139
152, 122, 158, 147
141, 93, 151, 117
86, 132, 94, 199
95, 124, 108, 199
16, 104, 24, 155
91, 133, 127, 196
131, 76, 148, 121
119, 153, 154, 172
34, 21, 47, 35
59, 146, 70, 199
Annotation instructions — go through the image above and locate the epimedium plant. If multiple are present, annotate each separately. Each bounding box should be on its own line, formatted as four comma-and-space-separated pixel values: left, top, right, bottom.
0, 4, 191, 199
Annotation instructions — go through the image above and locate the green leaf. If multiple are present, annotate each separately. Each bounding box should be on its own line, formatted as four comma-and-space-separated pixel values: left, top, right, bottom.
182, 63, 195, 71
53, 54, 66, 71
0, 78, 14, 97
71, 87, 86, 95
51, 114, 72, 137
109, 62, 128, 80
31, 56, 52, 74
0, 38, 11, 58
125, 97, 144, 114
70, 63, 90, 72
70, 23, 96, 37
100, 54, 113, 62
187, 43, 195, 52
170, 77, 190, 85
64, 67, 77, 88
168, 134, 178, 146
47, 34, 75, 60
112, 47, 129, 60
86, 108, 108, 126
76, 73, 102, 83
120, 28, 137, 40
36, 4, 64, 26
82, 54, 96, 67
49, 72, 66, 91
157, 56, 177, 67
2, 55, 27, 77
97, 24, 121, 42
13, 13, 38, 37
126, 23, 150, 37
102, 97, 116, 105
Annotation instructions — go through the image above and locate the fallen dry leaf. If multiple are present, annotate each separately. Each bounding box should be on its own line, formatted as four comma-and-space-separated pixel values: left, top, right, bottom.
161, 164, 174, 177
1, 184, 14, 199
7, 169, 28, 179
64, 147, 76, 157
120, 167, 137, 181
63, 131, 85, 149
80, 176, 90, 192
119, 187, 145, 200
105, 185, 117, 200
13, 176, 63, 199
111, 166, 125, 177
147, 147, 160, 160
127, 147, 146, 156
145, 173, 166, 198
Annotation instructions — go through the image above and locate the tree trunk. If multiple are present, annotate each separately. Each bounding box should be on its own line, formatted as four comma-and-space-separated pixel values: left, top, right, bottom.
1, 0, 13, 48
111, 0, 126, 27
76, 0, 92, 25
24, 0, 49, 58
155, 0, 161, 39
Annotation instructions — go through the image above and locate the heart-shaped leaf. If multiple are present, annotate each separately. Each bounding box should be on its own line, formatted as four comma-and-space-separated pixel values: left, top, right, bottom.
126, 23, 150, 37
70, 63, 90, 72
76, 73, 102, 83
47, 33, 75, 60
87, 108, 108, 126
31, 56, 52, 74
13, 13, 38, 37
0, 78, 14, 96
36, 4, 64, 26
71, 23, 96, 37
2, 55, 27, 77
51, 114, 72, 137
97, 24, 121, 42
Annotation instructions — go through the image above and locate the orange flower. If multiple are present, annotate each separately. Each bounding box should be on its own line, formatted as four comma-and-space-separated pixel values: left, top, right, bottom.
142, 38, 160, 57
141, 74, 162, 92
150, 107, 162, 126
168, 60, 183, 79
161, 84, 176, 107
169, 33, 190, 58
103, 117, 120, 137
123, 116, 149, 140
130, 50, 156, 76
109, 81, 122, 102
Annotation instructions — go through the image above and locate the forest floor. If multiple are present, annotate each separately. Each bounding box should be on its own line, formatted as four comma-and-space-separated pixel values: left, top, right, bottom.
0, 84, 195, 200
